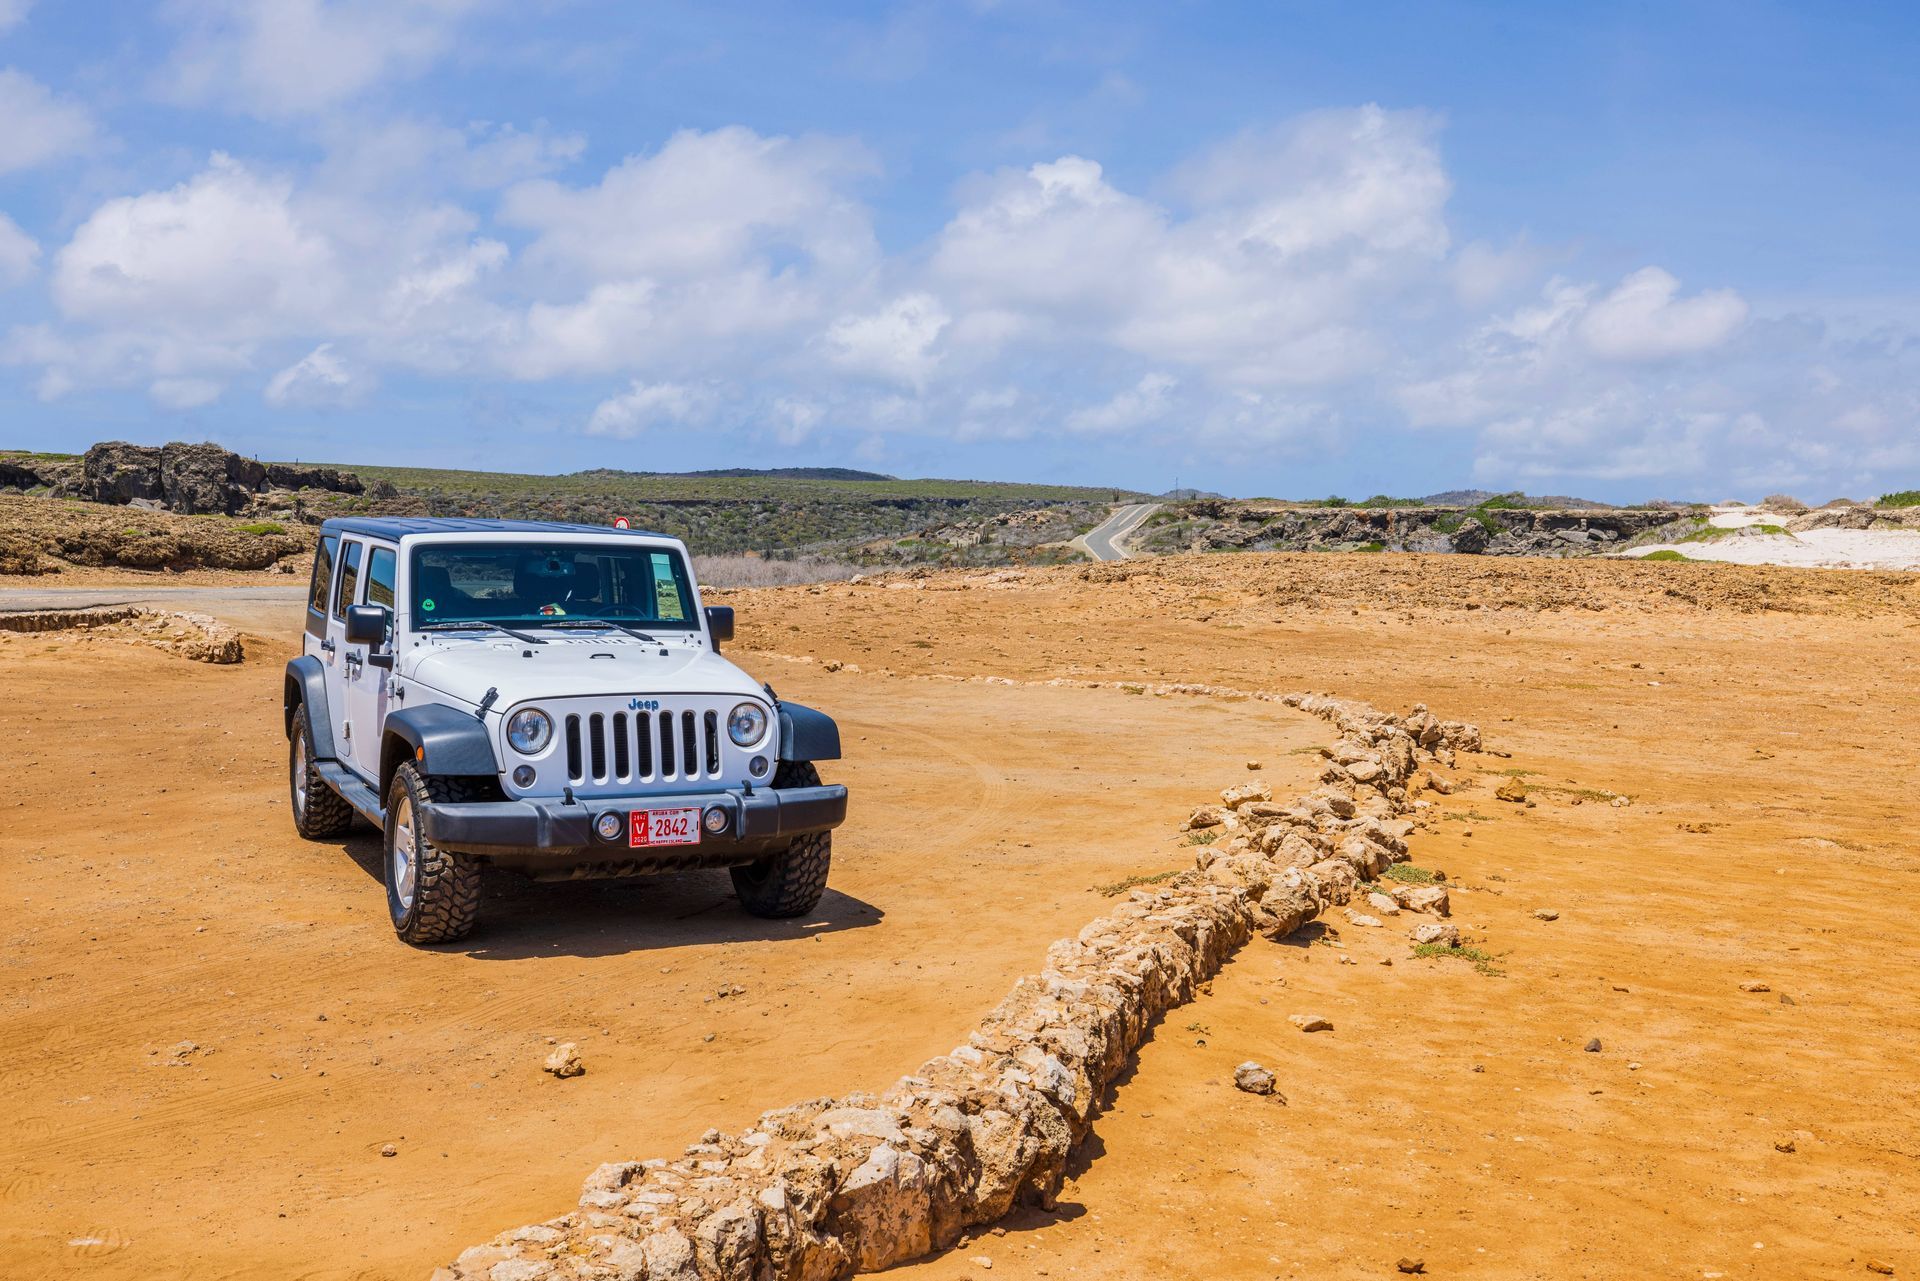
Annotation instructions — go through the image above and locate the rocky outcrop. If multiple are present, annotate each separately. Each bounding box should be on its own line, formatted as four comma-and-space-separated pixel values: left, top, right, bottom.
0, 492, 309, 574
1140, 502, 1689, 558
76, 441, 363, 515
434, 694, 1481, 1281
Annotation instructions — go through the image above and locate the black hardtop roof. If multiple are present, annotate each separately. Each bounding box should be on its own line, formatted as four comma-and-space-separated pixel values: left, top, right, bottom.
318, 516, 672, 541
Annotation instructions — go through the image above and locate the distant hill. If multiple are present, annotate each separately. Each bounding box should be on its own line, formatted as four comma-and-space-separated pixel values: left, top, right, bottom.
575, 466, 896, 482
1422, 489, 1616, 510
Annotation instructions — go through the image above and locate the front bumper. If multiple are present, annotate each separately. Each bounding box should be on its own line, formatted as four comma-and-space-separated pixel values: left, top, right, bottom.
418, 783, 847, 863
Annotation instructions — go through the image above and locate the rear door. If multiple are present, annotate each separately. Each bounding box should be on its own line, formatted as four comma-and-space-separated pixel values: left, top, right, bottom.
346, 543, 397, 780
327, 538, 363, 772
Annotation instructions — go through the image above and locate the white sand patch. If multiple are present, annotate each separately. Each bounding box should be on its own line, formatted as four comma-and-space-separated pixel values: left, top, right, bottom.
1621, 526, 1920, 570
1708, 504, 1777, 529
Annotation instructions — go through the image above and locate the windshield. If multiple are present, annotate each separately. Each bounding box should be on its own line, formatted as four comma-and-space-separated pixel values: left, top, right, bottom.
408, 542, 698, 630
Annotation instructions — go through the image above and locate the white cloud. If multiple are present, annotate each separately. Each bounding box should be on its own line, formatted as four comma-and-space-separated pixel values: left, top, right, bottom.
496, 127, 879, 378
771, 397, 822, 445
1576, 266, 1748, 361
149, 376, 225, 409
0, 212, 37, 285
54, 154, 338, 332
1066, 372, 1177, 434
931, 107, 1450, 386
265, 342, 361, 407
0, 68, 96, 173
584, 380, 711, 437
0, 1, 32, 34
822, 294, 949, 386
502, 127, 877, 284
162, 0, 482, 117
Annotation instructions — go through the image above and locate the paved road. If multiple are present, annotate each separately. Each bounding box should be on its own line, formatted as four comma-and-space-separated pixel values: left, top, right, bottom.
1078, 503, 1161, 561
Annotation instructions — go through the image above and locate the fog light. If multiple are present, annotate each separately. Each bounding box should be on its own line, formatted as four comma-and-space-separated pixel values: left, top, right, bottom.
512, 764, 536, 788
702, 806, 730, 835
594, 812, 624, 842
748, 755, 770, 778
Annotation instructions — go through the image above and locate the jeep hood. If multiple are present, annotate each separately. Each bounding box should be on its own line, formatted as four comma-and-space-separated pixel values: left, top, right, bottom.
398, 635, 765, 710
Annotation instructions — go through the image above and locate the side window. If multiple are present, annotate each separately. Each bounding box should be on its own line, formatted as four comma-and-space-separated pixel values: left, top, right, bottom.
650, 551, 687, 621
308, 535, 338, 615
333, 540, 363, 621
366, 546, 397, 609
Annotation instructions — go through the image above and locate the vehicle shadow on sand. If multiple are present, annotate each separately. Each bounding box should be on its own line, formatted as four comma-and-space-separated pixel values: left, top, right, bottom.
341, 832, 883, 959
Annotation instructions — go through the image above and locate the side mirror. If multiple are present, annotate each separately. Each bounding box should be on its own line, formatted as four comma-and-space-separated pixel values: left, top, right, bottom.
704, 605, 734, 646
345, 603, 391, 646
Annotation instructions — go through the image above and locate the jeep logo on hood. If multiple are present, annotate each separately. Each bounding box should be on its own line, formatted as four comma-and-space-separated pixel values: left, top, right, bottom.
628, 697, 660, 711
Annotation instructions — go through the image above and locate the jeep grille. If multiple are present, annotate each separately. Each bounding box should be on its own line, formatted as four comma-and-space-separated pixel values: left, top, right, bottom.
563, 708, 723, 785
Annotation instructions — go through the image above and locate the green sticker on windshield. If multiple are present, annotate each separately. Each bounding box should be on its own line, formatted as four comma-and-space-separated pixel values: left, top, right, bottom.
423, 598, 435, 611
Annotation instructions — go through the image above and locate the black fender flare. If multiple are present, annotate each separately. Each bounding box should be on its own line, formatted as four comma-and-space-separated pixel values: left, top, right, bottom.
381, 704, 501, 795
283, 656, 337, 759
778, 701, 842, 763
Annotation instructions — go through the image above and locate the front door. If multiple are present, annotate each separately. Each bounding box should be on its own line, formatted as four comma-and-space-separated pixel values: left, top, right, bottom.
327, 538, 364, 775
346, 544, 397, 781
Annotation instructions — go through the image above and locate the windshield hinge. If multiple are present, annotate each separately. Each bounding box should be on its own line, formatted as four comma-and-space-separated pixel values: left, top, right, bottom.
475, 686, 499, 721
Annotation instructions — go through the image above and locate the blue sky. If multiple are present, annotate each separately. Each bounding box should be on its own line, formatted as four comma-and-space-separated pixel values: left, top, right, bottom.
2, 1, 1915, 500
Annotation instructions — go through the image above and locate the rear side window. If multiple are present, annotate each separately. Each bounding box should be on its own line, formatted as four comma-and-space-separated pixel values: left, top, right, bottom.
333, 540, 363, 621
308, 535, 338, 615
366, 546, 397, 609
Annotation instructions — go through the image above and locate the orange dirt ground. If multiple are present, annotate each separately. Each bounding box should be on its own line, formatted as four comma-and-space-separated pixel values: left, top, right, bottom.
3, 551, 1917, 1280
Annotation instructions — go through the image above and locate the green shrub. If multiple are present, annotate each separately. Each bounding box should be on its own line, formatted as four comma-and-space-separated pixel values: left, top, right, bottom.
1641, 549, 1689, 561
234, 521, 286, 535
1877, 490, 1920, 508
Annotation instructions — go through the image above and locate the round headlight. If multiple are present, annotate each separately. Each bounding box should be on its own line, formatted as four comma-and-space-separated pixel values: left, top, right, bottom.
507, 707, 553, 754
727, 702, 768, 747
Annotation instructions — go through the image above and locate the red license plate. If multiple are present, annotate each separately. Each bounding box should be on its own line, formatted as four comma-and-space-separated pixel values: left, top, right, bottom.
631, 806, 702, 848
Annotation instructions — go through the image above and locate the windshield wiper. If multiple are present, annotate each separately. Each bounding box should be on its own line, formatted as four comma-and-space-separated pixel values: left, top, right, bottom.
416, 620, 548, 645
535, 618, 662, 644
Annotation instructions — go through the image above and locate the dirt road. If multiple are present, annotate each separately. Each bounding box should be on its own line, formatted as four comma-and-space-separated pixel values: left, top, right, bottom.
4, 553, 1918, 1280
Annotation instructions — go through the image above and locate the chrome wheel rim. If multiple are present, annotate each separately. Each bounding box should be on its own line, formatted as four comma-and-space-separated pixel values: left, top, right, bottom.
292, 733, 308, 815
391, 794, 417, 911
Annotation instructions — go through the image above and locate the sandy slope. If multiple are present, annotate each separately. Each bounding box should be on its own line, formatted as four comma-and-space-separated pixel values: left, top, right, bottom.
1623, 504, 1920, 569
4, 552, 1919, 1280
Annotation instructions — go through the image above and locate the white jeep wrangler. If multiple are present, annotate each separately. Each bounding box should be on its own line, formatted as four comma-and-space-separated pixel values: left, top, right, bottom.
282, 517, 847, 945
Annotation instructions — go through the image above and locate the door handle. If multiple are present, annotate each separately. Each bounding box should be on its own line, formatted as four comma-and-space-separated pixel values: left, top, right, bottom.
320, 637, 336, 655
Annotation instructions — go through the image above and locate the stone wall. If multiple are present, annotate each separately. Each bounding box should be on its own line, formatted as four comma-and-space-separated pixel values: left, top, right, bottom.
435, 694, 1479, 1281
0, 606, 244, 663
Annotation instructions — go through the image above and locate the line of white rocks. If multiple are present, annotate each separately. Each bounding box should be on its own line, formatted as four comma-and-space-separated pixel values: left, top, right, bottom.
437, 692, 1480, 1281
0, 605, 243, 663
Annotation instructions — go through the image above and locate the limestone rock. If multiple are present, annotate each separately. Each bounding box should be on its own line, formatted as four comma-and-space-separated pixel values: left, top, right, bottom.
1532, 908, 1559, 921
1232, 1062, 1277, 1095
1220, 779, 1273, 810
1288, 1014, 1333, 1033
1403, 885, 1450, 917
1494, 777, 1528, 803
1410, 922, 1459, 947
543, 1042, 585, 1078
1367, 891, 1402, 916
1184, 805, 1226, 831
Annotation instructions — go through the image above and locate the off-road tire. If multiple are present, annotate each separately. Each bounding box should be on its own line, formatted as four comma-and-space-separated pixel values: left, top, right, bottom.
384, 762, 485, 945
290, 705, 355, 839
730, 760, 833, 918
